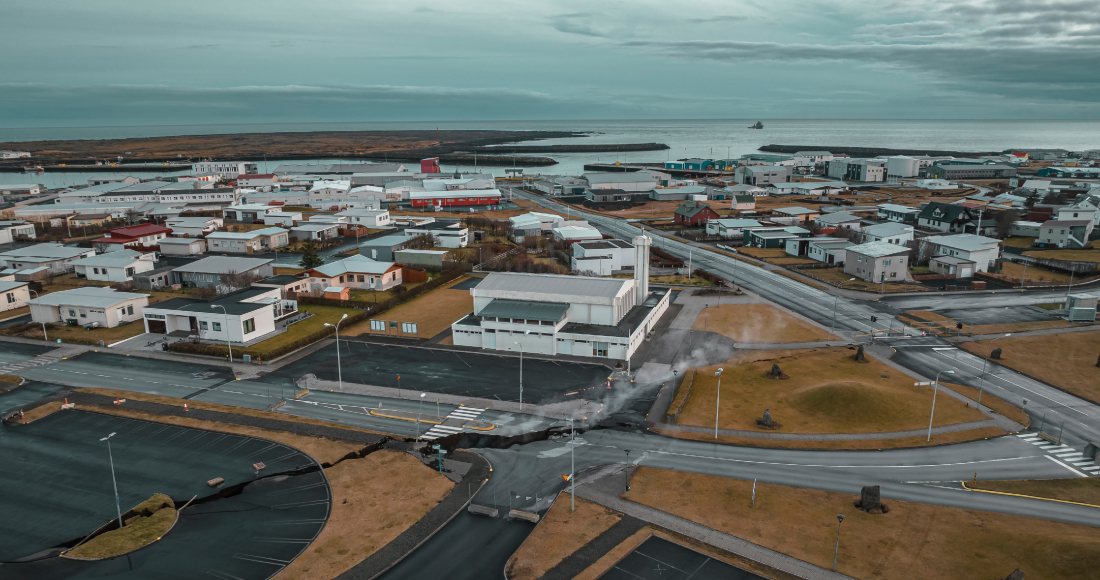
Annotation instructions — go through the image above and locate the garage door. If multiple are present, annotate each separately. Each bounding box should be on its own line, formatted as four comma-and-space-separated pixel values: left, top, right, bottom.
147, 320, 167, 334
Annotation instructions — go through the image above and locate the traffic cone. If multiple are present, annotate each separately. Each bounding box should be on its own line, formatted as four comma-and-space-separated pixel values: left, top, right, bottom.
184, 404, 188, 412
115, 397, 120, 405
20, 409, 25, 419
64, 398, 68, 405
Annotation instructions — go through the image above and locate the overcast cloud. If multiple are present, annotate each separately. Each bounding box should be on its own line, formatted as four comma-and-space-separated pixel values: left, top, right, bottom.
1, 0, 1097, 126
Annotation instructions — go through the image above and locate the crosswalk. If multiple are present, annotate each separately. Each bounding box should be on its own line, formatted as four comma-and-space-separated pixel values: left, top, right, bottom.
421, 406, 485, 440
0, 355, 62, 376
1016, 433, 1099, 474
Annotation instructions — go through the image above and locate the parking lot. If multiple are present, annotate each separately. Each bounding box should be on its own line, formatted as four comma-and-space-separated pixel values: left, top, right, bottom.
262, 341, 612, 404
598, 537, 765, 580
1, 410, 329, 579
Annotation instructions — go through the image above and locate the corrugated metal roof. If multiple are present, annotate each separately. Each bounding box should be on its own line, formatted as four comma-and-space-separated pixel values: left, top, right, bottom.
477, 298, 569, 321
172, 256, 272, 274
476, 272, 630, 299
846, 241, 910, 258
312, 254, 396, 277
29, 287, 148, 308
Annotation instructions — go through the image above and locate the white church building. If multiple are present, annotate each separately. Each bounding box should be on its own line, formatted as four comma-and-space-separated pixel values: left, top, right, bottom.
451, 236, 669, 360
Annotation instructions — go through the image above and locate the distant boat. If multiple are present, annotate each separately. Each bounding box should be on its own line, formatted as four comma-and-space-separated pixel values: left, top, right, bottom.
23, 165, 44, 173
748, 121, 763, 129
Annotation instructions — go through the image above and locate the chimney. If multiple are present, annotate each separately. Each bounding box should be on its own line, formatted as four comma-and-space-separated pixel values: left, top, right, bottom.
632, 234, 651, 305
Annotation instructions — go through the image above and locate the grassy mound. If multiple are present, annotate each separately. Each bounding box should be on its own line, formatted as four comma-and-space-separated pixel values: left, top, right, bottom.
788, 382, 910, 425
67, 494, 176, 559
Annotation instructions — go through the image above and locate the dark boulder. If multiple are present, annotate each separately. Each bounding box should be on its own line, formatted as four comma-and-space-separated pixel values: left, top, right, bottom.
991, 348, 1002, 360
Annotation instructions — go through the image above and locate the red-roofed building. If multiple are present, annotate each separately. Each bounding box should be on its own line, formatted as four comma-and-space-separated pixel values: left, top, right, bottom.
237, 174, 279, 187
92, 223, 172, 252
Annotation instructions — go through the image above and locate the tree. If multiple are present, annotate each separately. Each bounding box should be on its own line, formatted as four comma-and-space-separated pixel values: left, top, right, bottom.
92, 242, 112, 254
298, 239, 324, 269
993, 209, 1021, 239
222, 269, 261, 290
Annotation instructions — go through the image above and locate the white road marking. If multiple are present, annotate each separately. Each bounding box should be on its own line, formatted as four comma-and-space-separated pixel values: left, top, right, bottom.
1045, 455, 1088, 477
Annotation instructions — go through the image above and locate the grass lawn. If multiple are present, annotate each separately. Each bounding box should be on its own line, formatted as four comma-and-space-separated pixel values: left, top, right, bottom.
506, 497, 622, 580
969, 478, 1100, 506
345, 275, 473, 338
628, 467, 1100, 580
68, 494, 176, 559
274, 267, 305, 276
1003, 236, 1037, 248
0, 305, 30, 320
659, 426, 1006, 450
692, 303, 829, 343
278, 450, 453, 580
650, 274, 716, 287
675, 348, 988, 434
959, 331, 1100, 403
767, 256, 817, 265
903, 309, 1090, 335
20, 320, 147, 344
736, 247, 788, 260
248, 304, 358, 354
1024, 248, 1100, 263
808, 267, 929, 292
998, 261, 1074, 282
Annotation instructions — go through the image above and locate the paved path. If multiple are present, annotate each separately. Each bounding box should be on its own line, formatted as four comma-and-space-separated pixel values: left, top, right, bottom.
536, 514, 646, 580
658, 418, 1000, 441
575, 469, 856, 580
955, 324, 1100, 343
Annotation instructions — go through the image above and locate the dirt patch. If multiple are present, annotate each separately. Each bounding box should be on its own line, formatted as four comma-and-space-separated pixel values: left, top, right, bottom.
275, 450, 453, 580
968, 478, 1100, 506
656, 426, 1007, 450
674, 348, 988, 434
958, 331, 1100, 404
9, 400, 64, 423
628, 467, 1100, 580
692, 303, 829, 343
506, 497, 622, 580
345, 275, 473, 338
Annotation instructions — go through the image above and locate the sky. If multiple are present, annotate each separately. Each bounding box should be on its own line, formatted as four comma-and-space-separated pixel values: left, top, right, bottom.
1, 0, 1099, 126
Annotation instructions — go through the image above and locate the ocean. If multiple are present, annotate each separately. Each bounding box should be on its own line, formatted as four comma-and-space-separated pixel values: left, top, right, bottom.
2, 119, 1097, 187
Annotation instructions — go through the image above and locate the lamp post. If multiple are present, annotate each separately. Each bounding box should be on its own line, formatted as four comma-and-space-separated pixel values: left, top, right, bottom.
210, 304, 233, 362
714, 368, 724, 439
568, 418, 576, 511
977, 333, 1011, 408
928, 370, 955, 441
833, 514, 845, 571
100, 432, 124, 531
703, 304, 709, 332
828, 278, 856, 342
416, 392, 426, 441
324, 313, 349, 392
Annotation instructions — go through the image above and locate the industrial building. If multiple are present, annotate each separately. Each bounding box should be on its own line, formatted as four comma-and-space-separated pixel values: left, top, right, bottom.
571, 239, 636, 276
192, 161, 258, 178
408, 189, 502, 208
451, 236, 670, 360
925, 165, 1017, 179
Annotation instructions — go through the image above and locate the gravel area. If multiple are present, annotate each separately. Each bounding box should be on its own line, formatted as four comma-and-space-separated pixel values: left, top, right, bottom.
537, 515, 646, 580
335, 449, 491, 580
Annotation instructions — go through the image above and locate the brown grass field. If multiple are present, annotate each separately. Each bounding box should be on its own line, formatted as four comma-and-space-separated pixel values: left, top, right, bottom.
1024, 248, 1100, 263
959, 331, 1100, 403
968, 478, 1100, 506
736, 247, 788, 260
276, 450, 453, 580
675, 348, 988, 434
904, 309, 1092, 335
627, 467, 1100, 580
692, 303, 830, 343
345, 275, 473, 338
506, 497, 622, 580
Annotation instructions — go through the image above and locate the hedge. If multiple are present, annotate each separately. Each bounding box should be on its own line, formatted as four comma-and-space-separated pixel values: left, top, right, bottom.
167, 266, 466, 362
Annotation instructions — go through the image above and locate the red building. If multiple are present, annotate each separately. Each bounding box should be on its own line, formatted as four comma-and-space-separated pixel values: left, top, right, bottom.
420, 158, 441, 173
673, 201, 720, 226
91, 223, 173, 250
409, 190, 501, 208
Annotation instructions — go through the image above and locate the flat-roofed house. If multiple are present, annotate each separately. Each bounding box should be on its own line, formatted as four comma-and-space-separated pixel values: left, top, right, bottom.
29, 287, 148, 328
0, 221, 37, 244
262, 211, 303, 227
571, 239, 636, 276
222, 204, 281, 222
71, 249, 156, 282
290, 222, 339, 241
706, 218, 762, 238
165, 216, 222, 237
337, 208, 392, 228
0, 244, 96, 274
142, 287, 295, 344
205, 227, 289, 254
171, 256, 275, 288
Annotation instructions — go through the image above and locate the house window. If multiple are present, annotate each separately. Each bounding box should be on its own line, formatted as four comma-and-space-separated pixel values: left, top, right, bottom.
212, 322, 221, 331
6, 292, 15, 304
200, 321, 208, 330
357, 275, 364, 282
243, 318, 255, 334
69, 309, 76, 317
883, 259, 891, 265
79, 309, 87, 318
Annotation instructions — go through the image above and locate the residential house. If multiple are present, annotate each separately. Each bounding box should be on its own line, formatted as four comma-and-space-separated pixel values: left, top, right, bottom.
0, 220, 37, 244
142, 287, 295, 344
133, 266, 177, 290
878, 204, 921, 223
0, 281, 30, 312
744, 226, 811, 248
165, 216, 222, 237
0, 244, 96, 274
29, 287, 148, 328
302, 254, 404, 292
772, 206, 820, 221
404, 221, 469, 248
705, 218, 762, 238
928, 256, 976, 278
158, 238, 206, 256
1037, 219, 1093, 249
844, 242, 910, 282
223, 203, 281, 222
262, 211, 303, 227
859, 222, 914, 245
806, 239, 854, 265
60, 214, 113, 229
91, 223, 172, 252
171, 256, 275, 288
205, 227, 289, 254
290, 222, 339, 241
732, 195, 756, 211
813, 212, 863, 230
917, 202, 975, 233
71, 250, 156, 282
927, 234, 1001, 273
571, 239, 636, 276
336, 208, 392, 228
674, 201, 720, 227
252, 274, 311, 298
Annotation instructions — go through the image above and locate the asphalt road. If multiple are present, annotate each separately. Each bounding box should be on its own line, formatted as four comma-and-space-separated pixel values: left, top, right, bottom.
19, 351, 233, 399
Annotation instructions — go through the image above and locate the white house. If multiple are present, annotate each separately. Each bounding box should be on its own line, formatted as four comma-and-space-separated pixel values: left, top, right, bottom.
860, 222, 914, 245
165, 216, 222, 237
71, 250, 156, 282
0, 244, 96, 274
192, 161, 258, 179
29, 287, 149, 328
927, 234, 1001, 273
705, 218, 762, 238
337, 208, 392, 228
451, 249, 670, 361
158, 237, 206, 256
807, 239, 854, 265
205, 227, 289, 254
0, 281, 31, 313
223, 203, 281, 222
290, 223, 340, 241
844, 242, 910, 283
571, 239, 636, 276
142, 287, 295, 344
262, 211, 303, 227
0, 220, 37, 244
0, 150, 32, 159
0, 183, 46, 195
404, 222, 469, 248
813, 212, 863, 230
301, 254, 404, 292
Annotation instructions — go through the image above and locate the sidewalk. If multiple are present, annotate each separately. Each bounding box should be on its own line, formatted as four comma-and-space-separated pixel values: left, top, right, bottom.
575, 470, 856, 580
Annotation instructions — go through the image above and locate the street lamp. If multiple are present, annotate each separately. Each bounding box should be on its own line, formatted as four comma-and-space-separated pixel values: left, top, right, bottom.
100, 432, 124, 531
416, 392, 426, 441
714, 368, 724, 439
324, 313, 349, 391
928, 370, 955, 441
210, 304, 233, 362
568, 418, 576, 511
833, 514, 845, 571
703, 304, 709, 332
977, 334, 1011, 408
828, 278, 856, 342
